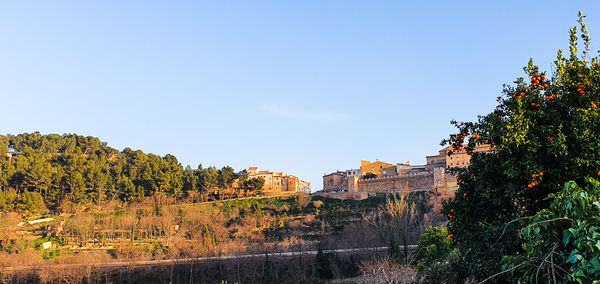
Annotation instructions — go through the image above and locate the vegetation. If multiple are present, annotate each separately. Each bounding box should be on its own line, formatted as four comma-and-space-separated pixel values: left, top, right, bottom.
0, 132, 264, 213
414, 227, 454, 282
0, 188, 443, 282
504, 178, 600, 283
413, 13, 600, 282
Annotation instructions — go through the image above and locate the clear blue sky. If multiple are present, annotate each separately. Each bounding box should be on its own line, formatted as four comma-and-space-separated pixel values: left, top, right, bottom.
1, 1, 599, 190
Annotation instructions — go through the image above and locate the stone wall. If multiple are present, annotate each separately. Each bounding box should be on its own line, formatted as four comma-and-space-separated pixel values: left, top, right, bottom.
357, 172, 435, 193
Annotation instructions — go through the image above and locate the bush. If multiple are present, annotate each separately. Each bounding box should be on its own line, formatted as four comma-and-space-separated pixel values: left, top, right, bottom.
503, 179, 600, 283
414, 227, 456, 282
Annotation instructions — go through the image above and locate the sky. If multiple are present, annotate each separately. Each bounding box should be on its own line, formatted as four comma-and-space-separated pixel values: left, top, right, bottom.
1, 1, 600, 190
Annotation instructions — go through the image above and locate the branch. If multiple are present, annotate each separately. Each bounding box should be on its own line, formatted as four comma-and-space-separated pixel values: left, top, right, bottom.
527, 217, 574, 228
536, 244, 559, 283
495, 216, 533, 242
479, 261, 529, 284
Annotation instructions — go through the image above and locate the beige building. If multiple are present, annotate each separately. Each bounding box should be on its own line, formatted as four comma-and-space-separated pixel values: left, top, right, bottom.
426, 144, 491, 169
248, 167, 311, 193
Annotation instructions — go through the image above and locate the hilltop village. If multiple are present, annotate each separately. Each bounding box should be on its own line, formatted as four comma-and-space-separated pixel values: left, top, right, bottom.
319, 144, 491, 199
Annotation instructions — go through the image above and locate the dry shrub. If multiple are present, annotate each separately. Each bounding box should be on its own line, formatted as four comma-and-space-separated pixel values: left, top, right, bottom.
102, 199, 124, 212
359, 256, 416, 284
215, 239, 247, 256
302, 214, 316, 224
37, 251, 114, 283
276, 236, 306, 251
0, 212, 21, 227
424, 188, 453, 227
312, 200, 324, 208
112, 244, 152, 261
288, 219, 302, 228
0, 249, 43, 267
55, 250, 113, 265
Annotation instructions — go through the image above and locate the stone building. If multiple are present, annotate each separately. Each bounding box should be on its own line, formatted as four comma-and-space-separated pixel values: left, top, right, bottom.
426, 144, 491, 169
248, 167, 311, 193
321, 145, 491, 198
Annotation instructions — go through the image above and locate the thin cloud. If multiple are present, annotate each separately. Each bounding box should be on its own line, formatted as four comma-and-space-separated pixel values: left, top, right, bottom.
260, 103, 350, 120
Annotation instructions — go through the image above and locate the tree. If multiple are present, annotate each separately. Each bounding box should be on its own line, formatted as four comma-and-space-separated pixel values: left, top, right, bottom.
243, 177, 265, 193
18, 191, 47, 214
218, 166, 235, 189
440, 14, 600, 281
200, 167, 219, 192
0, 132, 252, 209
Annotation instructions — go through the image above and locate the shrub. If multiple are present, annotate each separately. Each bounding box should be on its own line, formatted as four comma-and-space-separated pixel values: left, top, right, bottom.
359, 256, 416, 284
414, 227, 455, 282
503, 179, 600, 283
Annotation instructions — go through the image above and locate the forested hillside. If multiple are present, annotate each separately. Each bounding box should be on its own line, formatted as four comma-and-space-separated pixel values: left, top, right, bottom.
0, 132, 258, 213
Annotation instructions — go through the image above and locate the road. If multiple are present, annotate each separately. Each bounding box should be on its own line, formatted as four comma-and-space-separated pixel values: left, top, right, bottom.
0, 245, 418, 272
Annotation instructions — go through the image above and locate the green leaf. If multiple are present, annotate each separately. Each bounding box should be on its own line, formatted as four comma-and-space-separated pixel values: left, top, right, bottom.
564, 230, 573, 245
567, 249, 580, 264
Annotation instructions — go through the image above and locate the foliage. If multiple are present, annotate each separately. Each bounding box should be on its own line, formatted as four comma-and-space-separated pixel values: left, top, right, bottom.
362, 173, 377, 179
440, 13, 600, 281
504, 179, 600, 283
414, 226, 455, 281
0, 132, 252, 212
18, 191, 47, 214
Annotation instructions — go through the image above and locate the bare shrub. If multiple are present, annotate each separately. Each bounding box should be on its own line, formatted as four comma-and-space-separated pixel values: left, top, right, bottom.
276, 236, 306, 251
37, 251, 114, 283
288, 219, 302, 228
302, 214, 316, 224
359, 256, 416, 284
0, 249, 43, 267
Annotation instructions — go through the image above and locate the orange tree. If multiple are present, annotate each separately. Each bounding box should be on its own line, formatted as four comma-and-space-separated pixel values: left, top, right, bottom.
439, 13, 600, 281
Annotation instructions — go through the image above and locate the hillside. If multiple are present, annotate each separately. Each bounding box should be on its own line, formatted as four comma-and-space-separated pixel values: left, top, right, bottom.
0, 132, 272, 214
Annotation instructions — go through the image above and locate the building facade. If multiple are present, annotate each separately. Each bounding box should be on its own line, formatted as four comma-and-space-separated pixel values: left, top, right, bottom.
248, 167, 311, 193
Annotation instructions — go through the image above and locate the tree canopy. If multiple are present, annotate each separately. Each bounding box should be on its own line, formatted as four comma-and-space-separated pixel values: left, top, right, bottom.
0, 132, 261, 212
437, 13, 600, 282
